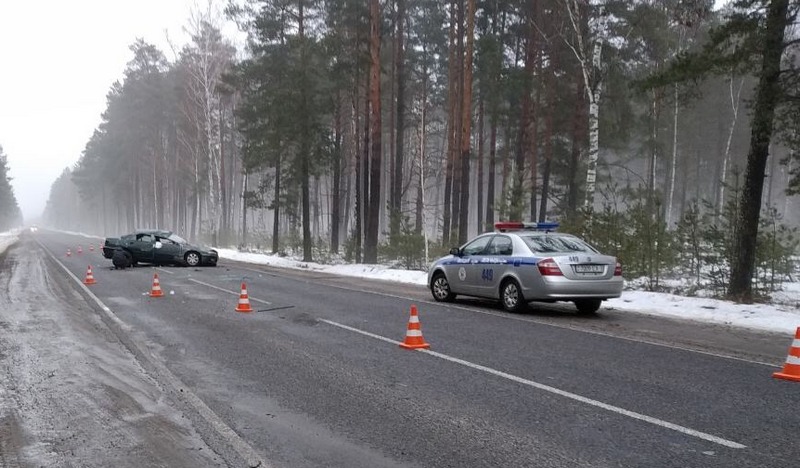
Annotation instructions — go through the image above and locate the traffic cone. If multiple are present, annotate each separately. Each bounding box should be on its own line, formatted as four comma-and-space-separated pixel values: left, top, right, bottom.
773, 327, 800, 382
399, 305, 430, 350
89, 244, 95, 252
149, 273, 164, 297
66, 249, 71, 257
77, 245, 83, 254
83, 265, 97, 285
235, 282, 253, 313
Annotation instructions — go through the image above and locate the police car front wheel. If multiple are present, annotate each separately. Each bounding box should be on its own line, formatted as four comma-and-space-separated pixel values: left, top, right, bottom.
431, 273, 455, 302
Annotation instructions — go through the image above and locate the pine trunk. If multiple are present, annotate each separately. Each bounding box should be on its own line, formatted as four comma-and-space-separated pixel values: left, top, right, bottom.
391, 0, 406, 241
487, 116, 497, 228
273, 153, 281, 253
442, 0, 458, 245
451, 0, 465, 242
365, 0, 382, 263
728, 0, 789, 301
331, 93, 342, 254
476, 95, 485, 232
415, 63, 428, 236
458, 0, 475, 244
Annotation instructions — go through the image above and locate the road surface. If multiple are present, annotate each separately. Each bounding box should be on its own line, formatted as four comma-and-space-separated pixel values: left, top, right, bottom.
0, 230, 797, 467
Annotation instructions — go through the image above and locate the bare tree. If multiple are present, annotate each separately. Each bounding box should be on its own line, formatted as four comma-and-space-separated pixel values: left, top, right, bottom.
562, 0, 607, 218
718, 74, 745, 218
182, 1, 235, 241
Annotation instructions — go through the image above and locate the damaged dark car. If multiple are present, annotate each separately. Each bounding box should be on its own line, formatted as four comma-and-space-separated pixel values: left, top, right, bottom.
102, 230, 218, 269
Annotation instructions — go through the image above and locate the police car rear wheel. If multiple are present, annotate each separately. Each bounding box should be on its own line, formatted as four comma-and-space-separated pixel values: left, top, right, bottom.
501, 279, 526, 313
575, 299, 601, 315
431, 273, 455, 302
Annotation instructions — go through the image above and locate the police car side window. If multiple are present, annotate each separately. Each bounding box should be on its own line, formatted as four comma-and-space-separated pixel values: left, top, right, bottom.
488, 236, 513, 255
462, 236, 492, 256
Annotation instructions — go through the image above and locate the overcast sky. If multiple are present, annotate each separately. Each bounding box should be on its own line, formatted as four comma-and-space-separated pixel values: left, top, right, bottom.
0, 1, 231, 222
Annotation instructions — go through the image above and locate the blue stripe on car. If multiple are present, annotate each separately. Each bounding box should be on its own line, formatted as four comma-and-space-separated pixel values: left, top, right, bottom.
438, 257, 541, 266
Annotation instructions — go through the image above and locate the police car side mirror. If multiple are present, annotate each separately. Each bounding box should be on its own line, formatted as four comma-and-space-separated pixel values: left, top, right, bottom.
449, 247, 461, 256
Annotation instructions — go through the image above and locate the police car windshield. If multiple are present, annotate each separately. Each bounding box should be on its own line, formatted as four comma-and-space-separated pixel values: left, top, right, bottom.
521, 234, 597, 254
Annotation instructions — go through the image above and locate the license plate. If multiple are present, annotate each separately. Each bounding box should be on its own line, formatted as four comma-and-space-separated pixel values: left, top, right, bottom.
575, 264, 604, 274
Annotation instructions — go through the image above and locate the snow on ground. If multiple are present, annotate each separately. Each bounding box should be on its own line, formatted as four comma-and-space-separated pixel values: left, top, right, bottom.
216, 248, 800, 336
0, 229, 19, 254
3, 231, 799, 336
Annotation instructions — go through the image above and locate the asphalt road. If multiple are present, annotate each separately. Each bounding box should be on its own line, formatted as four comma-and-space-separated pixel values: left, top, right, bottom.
1, 229, 798, 468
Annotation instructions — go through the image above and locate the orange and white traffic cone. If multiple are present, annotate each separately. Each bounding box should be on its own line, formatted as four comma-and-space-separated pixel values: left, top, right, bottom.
399, 305, 430, 350
235, 282, 253, 313
89, 244, 95, 252
77, 245, 83, 254
774, 327, 800, 382
83, 265, 97, 285
66, 249, 71, 257
150, 273, 164, 297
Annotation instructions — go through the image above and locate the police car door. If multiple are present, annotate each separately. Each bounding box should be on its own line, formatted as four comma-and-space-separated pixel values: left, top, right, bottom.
451, 234, 493, 295
475, 234, 513, 297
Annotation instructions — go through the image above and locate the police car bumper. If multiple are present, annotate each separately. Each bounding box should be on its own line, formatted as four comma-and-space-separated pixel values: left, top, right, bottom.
529, 276, 624, 299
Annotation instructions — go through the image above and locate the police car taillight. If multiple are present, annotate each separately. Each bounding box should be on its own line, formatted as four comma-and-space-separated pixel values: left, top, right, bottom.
537, 258, 563, 276
614, 261, 623, 276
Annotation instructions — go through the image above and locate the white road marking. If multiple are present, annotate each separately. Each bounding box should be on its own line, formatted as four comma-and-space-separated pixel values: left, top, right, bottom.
321, 319, 747, 450
41, 243, 269, 467
300, 279, 778, 367
189, 278, 272, 305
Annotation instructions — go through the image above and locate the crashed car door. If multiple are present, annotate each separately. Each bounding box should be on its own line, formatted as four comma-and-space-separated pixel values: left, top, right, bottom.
153, 236, 181, 265
131, 233, 155, 263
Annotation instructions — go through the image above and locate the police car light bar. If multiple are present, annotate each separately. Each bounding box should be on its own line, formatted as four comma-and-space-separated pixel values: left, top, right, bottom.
494, 221, 559, 232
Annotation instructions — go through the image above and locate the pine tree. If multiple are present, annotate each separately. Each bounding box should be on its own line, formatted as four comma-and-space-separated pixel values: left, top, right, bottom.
640, 0, 795, 302
0, 146, 22, 230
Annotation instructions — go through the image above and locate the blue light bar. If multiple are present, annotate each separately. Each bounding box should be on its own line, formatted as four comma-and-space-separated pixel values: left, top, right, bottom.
527, 221, 559, 231
494, 221, 559, 232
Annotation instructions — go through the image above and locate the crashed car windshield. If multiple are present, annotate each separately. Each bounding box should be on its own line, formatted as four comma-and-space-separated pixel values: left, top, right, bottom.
168, 234, 188, 244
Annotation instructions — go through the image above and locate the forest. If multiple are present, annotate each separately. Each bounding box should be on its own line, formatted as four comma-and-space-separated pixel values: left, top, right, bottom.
40, 0, 800, 302
0, 146, 23, 231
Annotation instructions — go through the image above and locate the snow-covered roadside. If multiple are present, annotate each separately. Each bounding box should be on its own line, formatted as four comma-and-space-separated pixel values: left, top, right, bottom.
0, 229, 19, 255
21, 233, 800, 336
216, 248, 800, 336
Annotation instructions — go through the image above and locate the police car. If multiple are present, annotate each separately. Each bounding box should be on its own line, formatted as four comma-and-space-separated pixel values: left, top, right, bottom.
427, 222, 623, 314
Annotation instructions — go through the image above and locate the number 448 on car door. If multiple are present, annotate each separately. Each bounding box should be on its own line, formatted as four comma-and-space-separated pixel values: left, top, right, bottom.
481, 268, 494, 281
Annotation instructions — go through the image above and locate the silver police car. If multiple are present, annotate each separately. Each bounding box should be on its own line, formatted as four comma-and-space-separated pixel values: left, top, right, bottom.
427, 222, 623, 314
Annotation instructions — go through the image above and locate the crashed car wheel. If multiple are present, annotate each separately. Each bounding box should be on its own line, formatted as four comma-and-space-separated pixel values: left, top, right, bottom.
112, 250, 132, 269
184, 251, 201, 267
